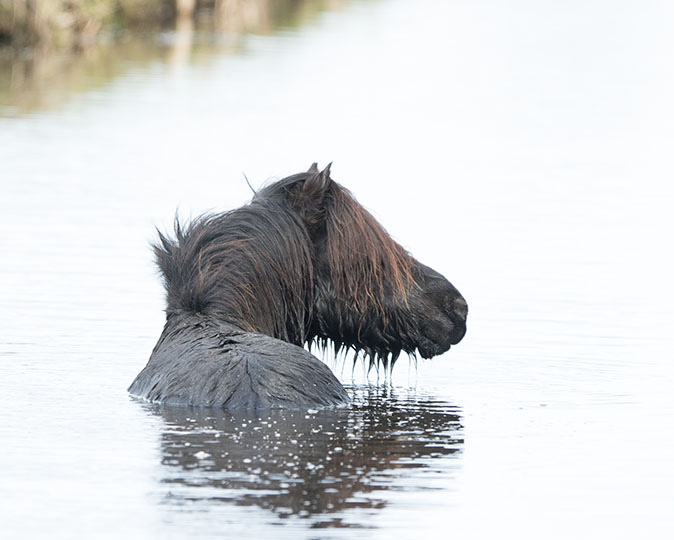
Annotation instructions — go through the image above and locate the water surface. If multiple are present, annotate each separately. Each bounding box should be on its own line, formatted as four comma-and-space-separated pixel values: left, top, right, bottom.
1, 0, 673, 538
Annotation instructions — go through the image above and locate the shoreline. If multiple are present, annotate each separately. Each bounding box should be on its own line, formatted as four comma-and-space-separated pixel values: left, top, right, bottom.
0, 0, 344, 117
0, 1, 241, 50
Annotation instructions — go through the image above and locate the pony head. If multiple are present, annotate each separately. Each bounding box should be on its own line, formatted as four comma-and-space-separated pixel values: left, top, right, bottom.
255, 164, 468, 369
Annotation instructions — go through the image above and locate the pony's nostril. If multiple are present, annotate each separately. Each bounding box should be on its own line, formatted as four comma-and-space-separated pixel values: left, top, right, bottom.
452, 297, 468, 321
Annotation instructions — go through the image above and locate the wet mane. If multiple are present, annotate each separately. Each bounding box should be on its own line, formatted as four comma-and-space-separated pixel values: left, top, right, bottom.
154, 166, 423, 361
154, 199, 313, 346
322, 180, 417, 314
257, 168, 419, 316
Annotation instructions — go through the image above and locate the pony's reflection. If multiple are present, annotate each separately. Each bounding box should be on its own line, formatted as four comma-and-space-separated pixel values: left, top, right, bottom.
148, 386, 463, 526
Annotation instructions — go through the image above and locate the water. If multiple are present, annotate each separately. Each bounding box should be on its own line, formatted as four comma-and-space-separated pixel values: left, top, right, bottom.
1, 0, 674, 538
151, 388, 462, 532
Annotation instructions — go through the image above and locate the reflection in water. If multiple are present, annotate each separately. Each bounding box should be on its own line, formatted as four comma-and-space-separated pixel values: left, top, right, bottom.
210, 0, 345, 34
167, 15, 195, 72
144, 386, 462, 528
0, 0, 347, 116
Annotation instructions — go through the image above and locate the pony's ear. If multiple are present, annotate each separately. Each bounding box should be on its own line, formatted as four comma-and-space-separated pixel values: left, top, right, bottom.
289, 163, 334, 230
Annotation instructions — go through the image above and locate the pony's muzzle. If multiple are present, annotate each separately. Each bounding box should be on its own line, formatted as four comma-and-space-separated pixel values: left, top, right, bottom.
447, 297, 468, 345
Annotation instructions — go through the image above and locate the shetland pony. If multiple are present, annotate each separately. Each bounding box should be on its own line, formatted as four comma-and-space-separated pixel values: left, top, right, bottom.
128, 164, 467, 409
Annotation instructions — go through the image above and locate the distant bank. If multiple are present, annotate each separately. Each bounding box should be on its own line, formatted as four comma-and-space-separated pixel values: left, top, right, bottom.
0, 0, 343, 116
0, 0, 270, 48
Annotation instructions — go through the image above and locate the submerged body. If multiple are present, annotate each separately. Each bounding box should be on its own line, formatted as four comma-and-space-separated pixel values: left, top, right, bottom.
129, 164, 467, 409
128, 317, 348, 409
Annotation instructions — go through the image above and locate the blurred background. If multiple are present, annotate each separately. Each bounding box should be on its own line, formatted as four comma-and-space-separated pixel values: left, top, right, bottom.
1, 1, 673, 538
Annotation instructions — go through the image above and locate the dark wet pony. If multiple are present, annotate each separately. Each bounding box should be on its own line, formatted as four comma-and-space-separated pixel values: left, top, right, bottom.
128, 164, 467, 409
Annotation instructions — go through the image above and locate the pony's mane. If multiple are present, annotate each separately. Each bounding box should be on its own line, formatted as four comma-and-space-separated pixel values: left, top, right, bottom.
322, 181, 417, 315
258, 168, 419, 318
154, 199, 313, 346
156, 167, 420, 354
